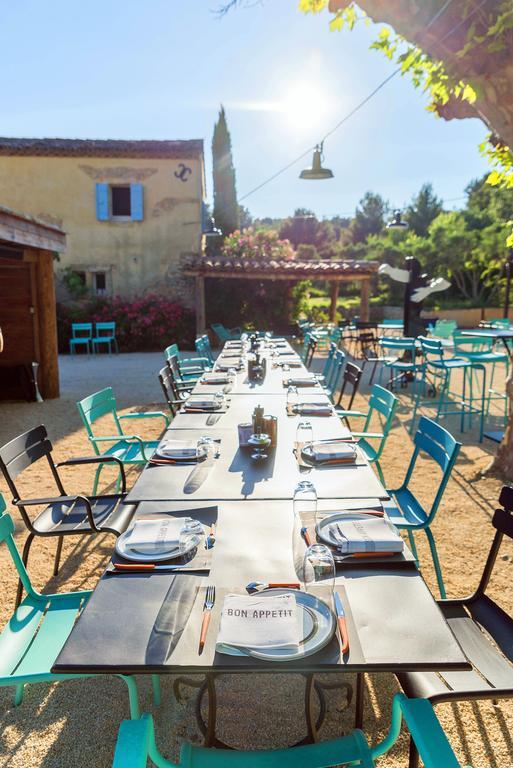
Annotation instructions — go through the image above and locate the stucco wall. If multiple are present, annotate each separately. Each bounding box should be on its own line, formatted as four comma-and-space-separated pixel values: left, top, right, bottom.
0, 155, 204, 306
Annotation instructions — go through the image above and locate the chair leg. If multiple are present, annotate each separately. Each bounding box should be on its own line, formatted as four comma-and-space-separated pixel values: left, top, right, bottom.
119, 675, 140, 719
406, 529, 419, 564
374, 459, 386, 486
53, 535, 64, 576
408, 736, 420, 768
354, 672, 365, 729
16, 533, 35, 608
92, 463, 104, 495
152, 674, 161, 706
425, 527, 446, 599
13, 683, 25, 706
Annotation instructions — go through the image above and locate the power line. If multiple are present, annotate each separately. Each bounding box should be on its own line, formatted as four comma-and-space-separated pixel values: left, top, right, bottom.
236, 0, 489, 207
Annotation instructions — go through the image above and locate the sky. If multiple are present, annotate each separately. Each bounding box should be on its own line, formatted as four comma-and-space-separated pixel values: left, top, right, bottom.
1, 0, 490, 220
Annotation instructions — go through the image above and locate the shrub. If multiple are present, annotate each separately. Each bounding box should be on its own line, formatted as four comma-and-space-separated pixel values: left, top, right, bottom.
57, 294, 194, 353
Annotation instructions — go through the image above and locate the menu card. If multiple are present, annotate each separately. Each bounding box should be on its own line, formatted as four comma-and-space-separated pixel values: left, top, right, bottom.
157, 440, 198, 459
216, 593, 301, 653
310, 441, 357, 462
328, 517, 404, 554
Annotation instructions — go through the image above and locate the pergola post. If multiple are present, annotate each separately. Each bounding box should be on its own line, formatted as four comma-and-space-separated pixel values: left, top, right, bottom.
329, 281, 339, 323
360, 279, 370, 322
195, 275, 206, 335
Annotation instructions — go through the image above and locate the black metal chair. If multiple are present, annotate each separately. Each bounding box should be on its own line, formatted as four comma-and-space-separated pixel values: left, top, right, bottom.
158, 365, 189, 416
335, 361, 363, 410
306, 336, 318, 369
397, 484, 513, 768
0, 425, 136, 606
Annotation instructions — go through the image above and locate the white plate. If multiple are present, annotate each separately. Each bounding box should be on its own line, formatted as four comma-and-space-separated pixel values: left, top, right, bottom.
115, 528, 200, 562
221, 588, 335, 662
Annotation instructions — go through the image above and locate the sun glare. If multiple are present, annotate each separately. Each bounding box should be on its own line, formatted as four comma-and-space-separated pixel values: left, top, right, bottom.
278, 80, 335, 137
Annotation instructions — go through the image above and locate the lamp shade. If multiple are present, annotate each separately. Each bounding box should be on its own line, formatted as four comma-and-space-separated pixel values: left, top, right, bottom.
386, 209, 408, 230
300, 145, 334, 180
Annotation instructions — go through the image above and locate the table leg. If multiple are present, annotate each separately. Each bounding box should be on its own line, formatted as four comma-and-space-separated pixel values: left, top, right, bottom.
354, 672, 364, 729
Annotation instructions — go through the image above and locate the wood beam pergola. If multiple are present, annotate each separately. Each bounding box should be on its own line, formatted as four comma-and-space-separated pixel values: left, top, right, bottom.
183, 257, 379, 334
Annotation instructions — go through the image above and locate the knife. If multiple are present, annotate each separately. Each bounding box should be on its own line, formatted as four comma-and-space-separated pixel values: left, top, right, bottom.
334, 592, 350, 654
111, 563, 209, 572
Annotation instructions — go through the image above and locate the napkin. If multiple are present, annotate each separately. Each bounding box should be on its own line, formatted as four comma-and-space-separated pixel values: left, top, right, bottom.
216, 362, 240, 371
184, 396, 219, 410
157, 440, 198, 459
126, 517, 188, 553
328, 516, 404, 554
201, 373, 230, 384
309, 441, 357, 462
294, 403, 333, 416
283, 376, 318, 387
216, 593, 301, 653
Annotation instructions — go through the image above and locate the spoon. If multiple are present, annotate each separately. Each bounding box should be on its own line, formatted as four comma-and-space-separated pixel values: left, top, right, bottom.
246, 581, 300, 594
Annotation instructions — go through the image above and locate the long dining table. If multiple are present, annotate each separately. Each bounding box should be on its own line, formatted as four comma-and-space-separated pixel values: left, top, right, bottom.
53, 336, 470, 744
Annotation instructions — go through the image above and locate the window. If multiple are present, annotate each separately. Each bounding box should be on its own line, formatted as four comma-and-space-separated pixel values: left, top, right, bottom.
94, 272, 107, 295
111, 186, 131, 217
96, 183, 144, 222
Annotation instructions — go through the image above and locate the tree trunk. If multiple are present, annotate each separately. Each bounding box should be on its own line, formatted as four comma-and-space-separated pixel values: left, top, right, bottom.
330, 0, 513, 148
490, 362, 513, 477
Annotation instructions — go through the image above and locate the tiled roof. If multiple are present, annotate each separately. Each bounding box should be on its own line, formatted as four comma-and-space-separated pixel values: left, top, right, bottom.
0, 138, 204, 159
183, 256, 378, 278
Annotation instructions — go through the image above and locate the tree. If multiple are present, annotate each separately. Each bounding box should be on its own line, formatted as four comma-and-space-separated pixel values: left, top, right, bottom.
349, 191, 388, 243
212, 105, 239, 235
406, 183, 444, 237
238, 205, 253, 230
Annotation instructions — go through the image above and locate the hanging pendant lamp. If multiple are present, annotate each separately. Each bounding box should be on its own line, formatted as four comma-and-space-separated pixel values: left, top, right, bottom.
387, 209, 408, 230
299, 143, 334, 180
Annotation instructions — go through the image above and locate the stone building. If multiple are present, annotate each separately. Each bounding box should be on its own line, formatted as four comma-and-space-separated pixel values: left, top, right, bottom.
0, 138, 205, 307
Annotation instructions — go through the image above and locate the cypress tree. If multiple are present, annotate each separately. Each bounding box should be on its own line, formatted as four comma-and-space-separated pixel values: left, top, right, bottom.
212, 105, 239, 235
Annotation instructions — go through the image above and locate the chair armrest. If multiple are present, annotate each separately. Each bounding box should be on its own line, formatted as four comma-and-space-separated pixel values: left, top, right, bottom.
119, 411, 170, 428
55, 456, 126, 494
113, 715, 153, 768
335, 410, 366, 418
16, 494, 100, 532
90, 434, 149, 462
351, 431, 384, 439
371, 694, 464, 767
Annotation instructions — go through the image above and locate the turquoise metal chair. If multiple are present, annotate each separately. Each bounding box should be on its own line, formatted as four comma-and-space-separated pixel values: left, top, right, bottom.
378, 336, 424, 391
452, 332, 508, 421
111, 693, 469, 768
411, 337, 486, 442
77, 387, 170, 493
315, 342, 337, 385
385, 416, 461, 599
211, 323, 242, 343
165, 343, 209, 380
92, 321, 119, 354
0, 493, 144, 717
323, 349, 346, 403
69, 322, 93, 355
196, 335, 215, 366
336, 384, 398, 485
430, 319, 457, 340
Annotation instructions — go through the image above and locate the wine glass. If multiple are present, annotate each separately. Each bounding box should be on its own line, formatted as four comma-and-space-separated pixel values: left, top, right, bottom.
286, 385, 298, 410
293, 480, 317, 520
302, 544, 335, 592
179, 517, 205, 554
295, 420, 313, 452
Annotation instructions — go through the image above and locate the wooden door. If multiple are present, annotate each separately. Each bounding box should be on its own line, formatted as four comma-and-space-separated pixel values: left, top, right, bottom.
0, 257, 39, 365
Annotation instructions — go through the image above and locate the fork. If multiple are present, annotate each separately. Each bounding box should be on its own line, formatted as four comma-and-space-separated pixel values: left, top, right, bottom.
199, 585, 215, 654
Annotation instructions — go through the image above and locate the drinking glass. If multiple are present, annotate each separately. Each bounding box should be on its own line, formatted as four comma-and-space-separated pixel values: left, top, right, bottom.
197, 435, 218, 460
179, 517, 205, 554
248, 432, 271, 461
293, 480, 317, 519
214, 390, 225, 409
286, 385, 298, 408
227, 367, 237, 383
295, 420, 313, 451
302, 544, 335, 591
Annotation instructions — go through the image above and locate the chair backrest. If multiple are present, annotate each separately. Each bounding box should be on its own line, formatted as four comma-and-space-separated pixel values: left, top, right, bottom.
95, 321, 116, 337
433, 319, 457, 339
321, 342, 337, 378
211, 323, 229, 342
165, 343, 179, 361
452, 332, 492, 354
0, 495, 35, 601
418, 335, 447, 367
379, 336, 417, 354
337, 362, 362, 409
326, 349, 346, 394
158, 366, 177, 414
196, 335, 214, 364
0, 426, 65, 517
76, 387, 123, 450
71, 322, 92, 339
306, 335, 318, 369
403, 416, 461, 523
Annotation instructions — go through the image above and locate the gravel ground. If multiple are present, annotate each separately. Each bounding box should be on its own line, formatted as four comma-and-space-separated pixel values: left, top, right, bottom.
0, 350, 511, 767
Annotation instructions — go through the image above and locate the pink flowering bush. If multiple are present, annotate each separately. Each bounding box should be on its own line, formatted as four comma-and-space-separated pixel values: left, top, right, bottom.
57, 294, 194, 353
221, 228, 295, 261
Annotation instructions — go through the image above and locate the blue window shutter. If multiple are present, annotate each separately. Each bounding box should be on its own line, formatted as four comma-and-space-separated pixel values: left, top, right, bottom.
130, 183, 144, 221
95, 183, 109, 221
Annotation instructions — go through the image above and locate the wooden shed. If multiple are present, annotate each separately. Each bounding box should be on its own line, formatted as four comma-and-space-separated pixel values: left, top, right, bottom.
0, 207, 66, 399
